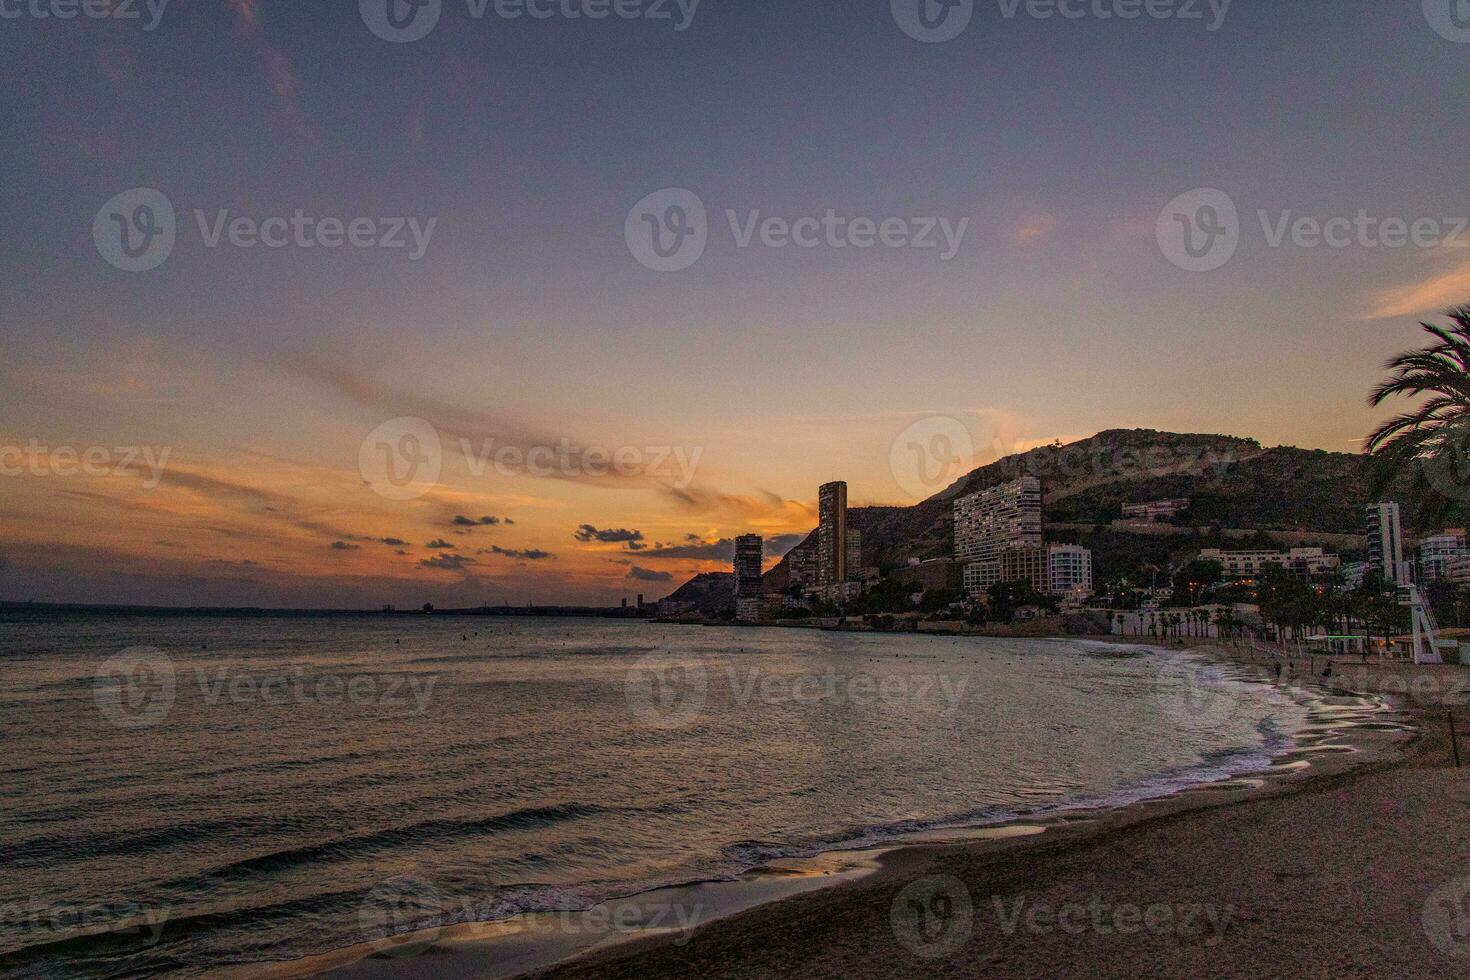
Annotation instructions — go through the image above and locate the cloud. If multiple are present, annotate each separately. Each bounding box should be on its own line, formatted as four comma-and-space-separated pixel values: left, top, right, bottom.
379, 537, 408, 547
573, 525, 645, 545
627, 566, 673, 582
452, 515, 503, 527
420, 553, 475, 570
225, 0, 318, 145
1009, 213, 1061, 247
330, 541, 360, 551
1360, 254, 1470, 320
426, 539, 455, 549
634, 533, 807, 563
482, 546, 555, 561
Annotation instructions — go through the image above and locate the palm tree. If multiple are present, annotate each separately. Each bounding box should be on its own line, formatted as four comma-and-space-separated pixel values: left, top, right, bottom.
1366, 305, 1470, 524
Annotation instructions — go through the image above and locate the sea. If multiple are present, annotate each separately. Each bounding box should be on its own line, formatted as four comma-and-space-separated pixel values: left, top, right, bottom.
0, 612, 1312, 977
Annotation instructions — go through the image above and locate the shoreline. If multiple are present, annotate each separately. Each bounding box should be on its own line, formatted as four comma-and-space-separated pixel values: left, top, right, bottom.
287, 639, 1442, 980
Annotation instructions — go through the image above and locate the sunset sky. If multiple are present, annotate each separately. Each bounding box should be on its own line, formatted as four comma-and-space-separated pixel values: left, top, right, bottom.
3, 1, 1469, 607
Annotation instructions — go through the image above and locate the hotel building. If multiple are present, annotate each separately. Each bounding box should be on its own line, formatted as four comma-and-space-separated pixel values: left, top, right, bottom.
733, 534, 765, 621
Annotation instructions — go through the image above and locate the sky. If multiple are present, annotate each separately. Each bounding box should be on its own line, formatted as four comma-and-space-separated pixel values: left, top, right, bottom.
2, 0, 1470, 608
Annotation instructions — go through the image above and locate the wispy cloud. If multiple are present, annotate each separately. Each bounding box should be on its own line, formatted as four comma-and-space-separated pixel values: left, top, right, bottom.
226, 0, 318, 145
1360, 253, 1470, 320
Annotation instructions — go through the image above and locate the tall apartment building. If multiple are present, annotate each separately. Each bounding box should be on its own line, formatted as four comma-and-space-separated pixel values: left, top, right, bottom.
817, 481, 848, 587
1418, 531, 1467, 583
955, 476, 1043, 597
1365, 502, 1409, 586
733, 534, 765, 621
1048, 544, 1094, 597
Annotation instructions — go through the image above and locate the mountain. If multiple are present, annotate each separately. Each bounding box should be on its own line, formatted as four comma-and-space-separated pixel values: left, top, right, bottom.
753, 429, 1405, 593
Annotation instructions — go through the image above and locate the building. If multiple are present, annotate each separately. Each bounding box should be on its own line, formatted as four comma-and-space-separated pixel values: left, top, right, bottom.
1121, 498, 1190, 522
1197, 547, 1341, 579
1048, 544, 1093, 598
733, 534, 765, 621
1365, 502, 1409, 585
1448, 556, 1470, 589
955, 477, 1043, 598
890, 558, 963, 592
784, 537, 819, 588
817, 481, 848, 588
1418, 531, 1467, 583
1341, 560, 1368, 592
965, 545, 1049, 597
954, 476, 1042, 565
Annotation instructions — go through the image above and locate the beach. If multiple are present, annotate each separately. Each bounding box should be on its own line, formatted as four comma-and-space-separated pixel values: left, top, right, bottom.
519, 645, 1469, 980
303, 641, 1470, 980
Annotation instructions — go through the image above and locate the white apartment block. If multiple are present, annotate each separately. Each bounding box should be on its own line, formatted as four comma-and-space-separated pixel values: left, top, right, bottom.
1047, 544, 1093, 598
1418, 531, 1467, 583
1366, 502, 1409, 586
1197, 547, 1340, 578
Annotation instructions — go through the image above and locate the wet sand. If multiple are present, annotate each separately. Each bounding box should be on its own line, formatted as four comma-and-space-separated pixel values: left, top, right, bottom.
304, 642, 1470, 979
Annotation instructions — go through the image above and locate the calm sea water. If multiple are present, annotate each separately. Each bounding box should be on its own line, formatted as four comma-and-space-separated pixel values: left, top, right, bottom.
0, 613, 1308, 977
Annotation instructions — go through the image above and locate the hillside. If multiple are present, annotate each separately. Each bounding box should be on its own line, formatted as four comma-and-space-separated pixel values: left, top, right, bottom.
752, 429, 1408, 593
